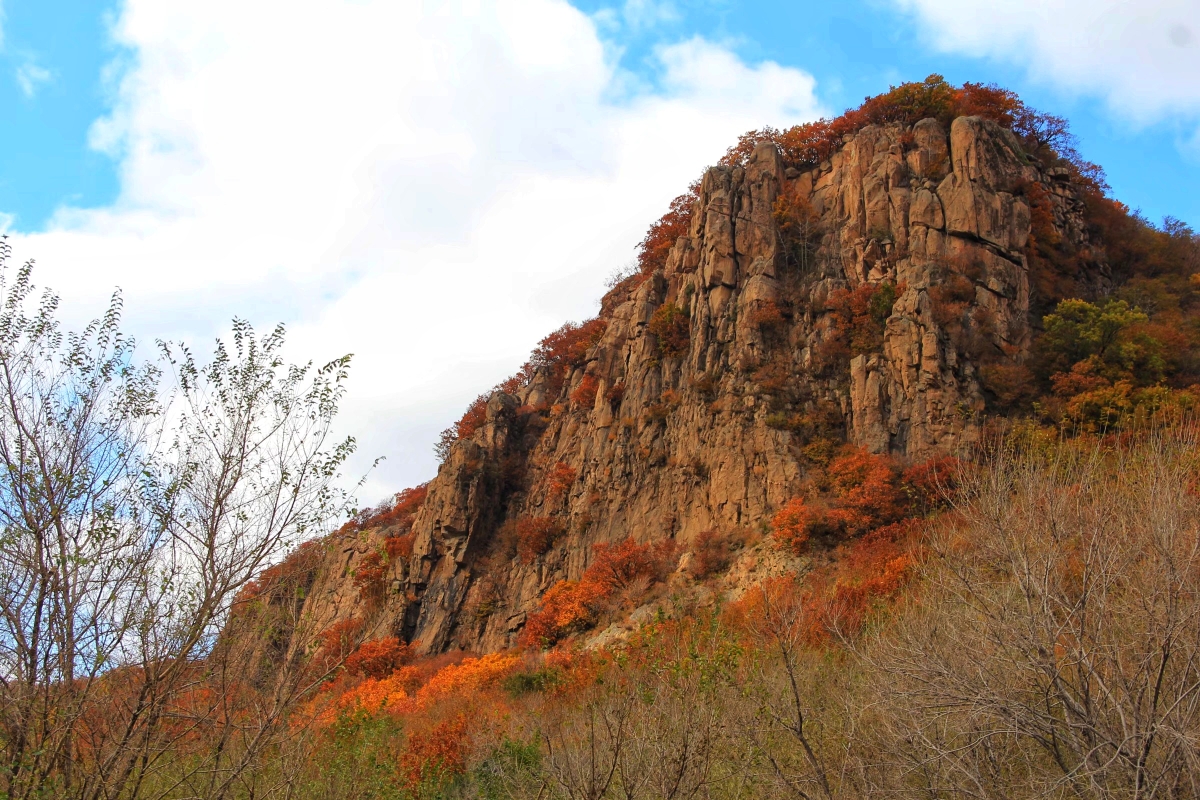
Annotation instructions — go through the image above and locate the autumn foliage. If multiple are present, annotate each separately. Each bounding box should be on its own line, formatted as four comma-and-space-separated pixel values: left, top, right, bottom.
637, 182, 700, 275
514, 516, 564, 563
521, 538, 678, 648
772, 449, 957, 553
648, 302, 690, 358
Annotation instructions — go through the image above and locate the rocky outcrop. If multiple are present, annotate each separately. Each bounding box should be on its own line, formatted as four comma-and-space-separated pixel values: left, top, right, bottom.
270, 115, 1100, 660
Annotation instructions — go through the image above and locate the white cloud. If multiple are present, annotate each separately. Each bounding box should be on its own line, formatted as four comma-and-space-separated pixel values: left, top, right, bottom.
14, 61, 50, 97
623, 0, 678, 30
8, 0, 822, 502
894, 0, 1200, 122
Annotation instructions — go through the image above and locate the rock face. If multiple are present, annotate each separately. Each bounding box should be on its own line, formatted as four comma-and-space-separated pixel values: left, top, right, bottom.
273, 116, 1099, 658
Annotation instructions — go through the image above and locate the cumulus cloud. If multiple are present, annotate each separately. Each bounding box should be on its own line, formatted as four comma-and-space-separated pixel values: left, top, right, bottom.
894, 0, 1200, 122
7, 0, 822, 501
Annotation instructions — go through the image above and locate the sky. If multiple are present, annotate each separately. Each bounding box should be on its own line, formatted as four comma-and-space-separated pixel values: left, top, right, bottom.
1, 0, 1199, 505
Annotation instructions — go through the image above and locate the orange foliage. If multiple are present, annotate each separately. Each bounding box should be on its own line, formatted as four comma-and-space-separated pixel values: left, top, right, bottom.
412, 652, 521, 709
721, 75, 1080, 174
521, 538, 677, 648
637, 182, 700, 274
570, 374, 599, 408
546, 461, 577, 502
344, 637, 413, 679
736, 520, 920, 644
386, 532, 415, 561
514, 516, 564, 563
352, 550, 388, 602
773, 450, 955, 554
400, 715, 469, 791
648, 302, 690, 357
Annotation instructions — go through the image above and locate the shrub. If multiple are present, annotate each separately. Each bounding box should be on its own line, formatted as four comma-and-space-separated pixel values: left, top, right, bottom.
385, 532, 415, 561
824, 282, 897, 361
352, 550, 389, 602
638, 182, 700, 274
234, 538, 324, 607
570, 374, 599, 408
773, 185, 822, 271
344, 637, 414, 679
545, 462, 577, 502
604, 380, 625, 408
689, 529, 735, 579
649, 302, 690, 357
515, 517, 564, 564
521, 538, 678, 648
400, 716, 469, 793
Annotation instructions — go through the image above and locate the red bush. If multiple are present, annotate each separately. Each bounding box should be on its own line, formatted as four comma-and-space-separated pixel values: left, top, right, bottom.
234, 539, 324, 607
344, 637, 414, 679
570, 375, 599, 408
353, 551, 388, 602
689, 529, 734, 578
515, 517, 564, 563
386, 532, 415, 561
520, 537, 678, 648
400, 715, 469, 791
546, 462, 577, 502
638, 182, 700, 274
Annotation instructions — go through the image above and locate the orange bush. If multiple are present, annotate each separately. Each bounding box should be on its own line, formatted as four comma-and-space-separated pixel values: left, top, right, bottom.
824, 282, 897, 362
570, 375, 599, 408
400, 715, 469, 792
515, 516, 564, 563
352, 550, 388, 602
521, 538, 677, 648
638, 182, 700, 274
385, 532, 415, 561
344, 637, 413, 679
648, 302, 690, 357
520, 580, 597, 648
546, 462, 577, 502
773, 450, 955, 554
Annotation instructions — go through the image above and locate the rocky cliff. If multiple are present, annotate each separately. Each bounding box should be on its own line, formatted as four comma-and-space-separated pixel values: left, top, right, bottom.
260, 114, 1101, 660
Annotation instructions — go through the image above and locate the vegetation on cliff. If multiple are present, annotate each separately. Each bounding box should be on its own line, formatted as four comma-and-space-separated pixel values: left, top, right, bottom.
4, 72, 1200, 800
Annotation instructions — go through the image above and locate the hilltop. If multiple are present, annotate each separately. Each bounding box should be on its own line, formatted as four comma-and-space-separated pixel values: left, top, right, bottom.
233, 75, 1199, 670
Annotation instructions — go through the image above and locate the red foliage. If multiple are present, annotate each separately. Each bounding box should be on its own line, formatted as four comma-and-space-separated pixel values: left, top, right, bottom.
773, 450, 956, 554
902, 457, 959, 513
314, 618, 364, 674
605, 381, 625, 408
721, 74, 1084, 175
338, 483, 430, 536
386, 532, 415, 561
515, 517, 564, 563
822, 282, 897, 364
570, 375, 599, 408
353, 551, 388, 602
400, 716, 469, 791
546, 462, 577, 502
344, 637, 414, 679
521, 538, 678, 648
586, 538, 676, 594
689, 529, 734, 579
638, 182, 701, 274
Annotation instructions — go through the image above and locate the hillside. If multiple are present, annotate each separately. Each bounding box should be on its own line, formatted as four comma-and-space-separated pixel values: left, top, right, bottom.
232, 77, 1198, 673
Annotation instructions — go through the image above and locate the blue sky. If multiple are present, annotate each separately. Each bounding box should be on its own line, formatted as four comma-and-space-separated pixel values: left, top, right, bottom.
2, 0, 1199, 498
4, 0, 1198, 232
